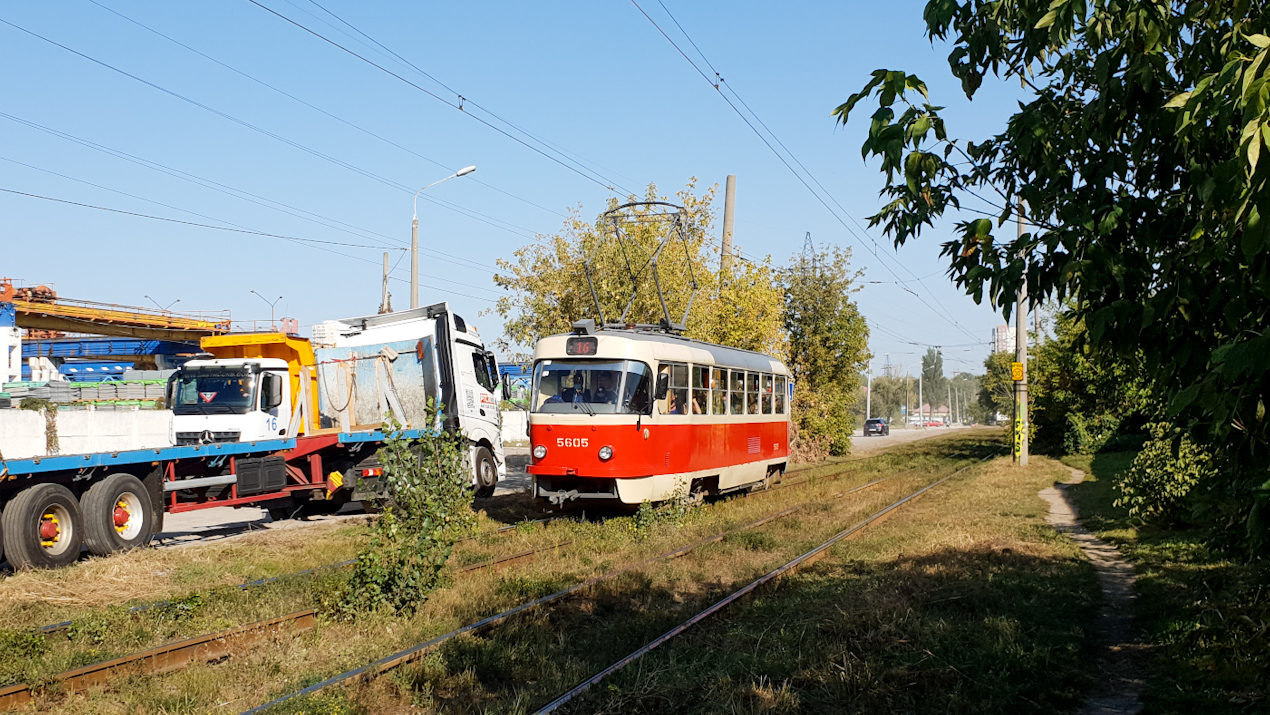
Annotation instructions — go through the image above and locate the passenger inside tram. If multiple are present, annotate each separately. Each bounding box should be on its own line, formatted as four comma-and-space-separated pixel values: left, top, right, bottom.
533, 360, 652, 414
667, 389, 685, 415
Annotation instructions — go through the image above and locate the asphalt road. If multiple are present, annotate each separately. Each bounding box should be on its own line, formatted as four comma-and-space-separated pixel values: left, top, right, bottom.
850, 425, 973, 454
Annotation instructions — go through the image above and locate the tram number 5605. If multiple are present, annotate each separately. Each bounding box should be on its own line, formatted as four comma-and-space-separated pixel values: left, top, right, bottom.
557, 438, 589, 448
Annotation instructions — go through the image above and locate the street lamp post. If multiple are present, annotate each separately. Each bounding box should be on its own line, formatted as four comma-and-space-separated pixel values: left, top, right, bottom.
251, 291, 283, 330
145, 295, 179, 312
412, 166, 476, 308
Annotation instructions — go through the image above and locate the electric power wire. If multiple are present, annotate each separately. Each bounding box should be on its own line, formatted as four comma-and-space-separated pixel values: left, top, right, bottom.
246, 0, 642, 197
0, 14, 544, 242
83, 0, 568, 221
0, 110, 499, 275
0, 185, 502, 302
299, 0, 648, 193
629, 0, 983, 344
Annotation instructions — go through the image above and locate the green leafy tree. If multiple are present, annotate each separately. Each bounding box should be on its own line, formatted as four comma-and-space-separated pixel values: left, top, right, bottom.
491, 180, 785, 358
781, 245, 870, 456
1030, 311, 1152, 454
868, 373, 909, 425
920, 348, 947, 413
979, 352, 1016, 427
835, 2, 1270, 544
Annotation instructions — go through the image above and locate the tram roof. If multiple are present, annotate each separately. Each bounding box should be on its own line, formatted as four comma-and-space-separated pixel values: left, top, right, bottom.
534, 328, 788, 375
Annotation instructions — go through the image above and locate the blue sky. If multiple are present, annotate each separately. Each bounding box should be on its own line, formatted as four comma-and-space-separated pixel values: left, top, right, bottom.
1, 1, 1026, 375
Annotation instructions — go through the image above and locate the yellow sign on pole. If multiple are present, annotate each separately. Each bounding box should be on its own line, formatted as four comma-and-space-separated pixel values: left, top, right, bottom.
1011, 362, 1024, 381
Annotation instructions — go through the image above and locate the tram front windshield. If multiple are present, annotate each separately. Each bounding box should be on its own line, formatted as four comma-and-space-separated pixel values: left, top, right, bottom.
532, 360, 652, 414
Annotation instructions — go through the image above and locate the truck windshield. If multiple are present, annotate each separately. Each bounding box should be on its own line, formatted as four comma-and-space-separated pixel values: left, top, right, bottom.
532, 359, 652, 414
172, 368, 257, 415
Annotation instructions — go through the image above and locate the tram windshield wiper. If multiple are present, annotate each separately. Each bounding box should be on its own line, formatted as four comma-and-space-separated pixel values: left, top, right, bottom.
572, 398, 595, 416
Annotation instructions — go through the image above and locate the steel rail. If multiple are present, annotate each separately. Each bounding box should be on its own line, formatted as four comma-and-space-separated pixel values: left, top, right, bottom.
532, 457, 995, 713
235, 477, 887, 714
35, 517, 556, 636
0, 610, 315, 711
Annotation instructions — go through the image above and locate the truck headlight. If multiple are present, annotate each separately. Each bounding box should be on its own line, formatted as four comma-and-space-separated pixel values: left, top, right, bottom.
532, 444, 547, 460
598, 445, 613, 461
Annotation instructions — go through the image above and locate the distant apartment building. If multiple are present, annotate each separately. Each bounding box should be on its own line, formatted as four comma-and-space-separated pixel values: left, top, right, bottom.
992, 325, 1016, 354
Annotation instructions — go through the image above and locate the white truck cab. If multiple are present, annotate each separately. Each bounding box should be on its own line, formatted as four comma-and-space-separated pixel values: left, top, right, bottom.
168, 303, 506, 496
170, 357, 291, 445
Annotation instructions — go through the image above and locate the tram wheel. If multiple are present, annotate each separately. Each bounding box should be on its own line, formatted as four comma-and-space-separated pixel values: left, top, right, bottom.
473, 446, 497, 498
2, 484, 84, 569
82, 474, 155, 556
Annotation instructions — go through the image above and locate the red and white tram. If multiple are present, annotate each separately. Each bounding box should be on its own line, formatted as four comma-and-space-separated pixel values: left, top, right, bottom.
526, 322, 791, 506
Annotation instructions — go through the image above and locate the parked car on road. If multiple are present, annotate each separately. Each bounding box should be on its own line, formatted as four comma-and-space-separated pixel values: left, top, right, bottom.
863, 418, 890, 436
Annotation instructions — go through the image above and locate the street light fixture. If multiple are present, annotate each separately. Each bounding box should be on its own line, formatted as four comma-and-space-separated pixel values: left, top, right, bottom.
411, 166, 476, 308
250, 291, 283, 330
145, 295, 179, 312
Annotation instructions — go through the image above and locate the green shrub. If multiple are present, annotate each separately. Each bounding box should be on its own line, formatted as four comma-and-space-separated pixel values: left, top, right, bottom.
1115, 423, 1220, 526
1062, 412, 1121, 455
328, 408, 475, 619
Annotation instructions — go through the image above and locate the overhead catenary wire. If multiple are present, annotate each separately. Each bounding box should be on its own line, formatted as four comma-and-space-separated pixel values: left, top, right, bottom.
0, 110, 499, 275
0, 186, 502, 302
628, 0, 982, 344
0, 15, 544, 243
0, 186, 394, 250
83, 0, 568, 222
299, 0, 648, 193
246, 0, 643, 198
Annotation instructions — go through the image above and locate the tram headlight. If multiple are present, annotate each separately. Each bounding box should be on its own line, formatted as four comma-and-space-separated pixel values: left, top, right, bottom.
598, 445, 613, 461
532, 444, 547, 460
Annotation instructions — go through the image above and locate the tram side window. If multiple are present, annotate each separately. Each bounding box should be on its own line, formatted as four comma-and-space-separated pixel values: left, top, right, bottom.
712, 367, 728, 415
730, 370, 745, 414
746, 372, 759, 414
691, 365, 709, 414
661, 362, 689, 415
762, 374, 773, 414
775, 375, 787, 414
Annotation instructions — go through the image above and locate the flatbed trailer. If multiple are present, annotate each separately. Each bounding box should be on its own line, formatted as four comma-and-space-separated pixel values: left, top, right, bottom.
0, 301, 505, 571
0, 426, 414, 569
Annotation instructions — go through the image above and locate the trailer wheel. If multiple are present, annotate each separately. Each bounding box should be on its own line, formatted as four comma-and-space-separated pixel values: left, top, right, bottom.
82, 474, 154, 556
473, 446, 497, 498
2, 484, 84, 569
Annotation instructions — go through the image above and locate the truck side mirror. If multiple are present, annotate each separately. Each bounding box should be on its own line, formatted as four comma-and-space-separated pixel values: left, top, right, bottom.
263, 373, 284, 410
655, 372, 670, 400
501, 373, 510, 401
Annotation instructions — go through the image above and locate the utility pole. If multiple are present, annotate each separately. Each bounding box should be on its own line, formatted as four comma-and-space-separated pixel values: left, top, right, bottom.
905, 374, 910, 430
1015, 196, 1030, 465
379, 252, 391, 314
918, 373, 924, 429
948, 384, 953, 427
865, 361, 872, 420
720, 174, 736, 284
411, 216, 419, 309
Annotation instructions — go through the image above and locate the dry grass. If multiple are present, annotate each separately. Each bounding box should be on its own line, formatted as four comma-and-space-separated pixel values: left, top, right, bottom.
0, 520, 372, 627
563, 454, 1101, 714
0, 431, 999, 713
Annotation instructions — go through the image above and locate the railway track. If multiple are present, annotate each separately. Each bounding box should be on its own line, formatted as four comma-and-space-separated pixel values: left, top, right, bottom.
12, 452, 934, 712
533, 460, 986, 713
233, 466, 959, 714
31, 457, 860, 637
1, 610, 315, 710
34, 516, 556, 636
